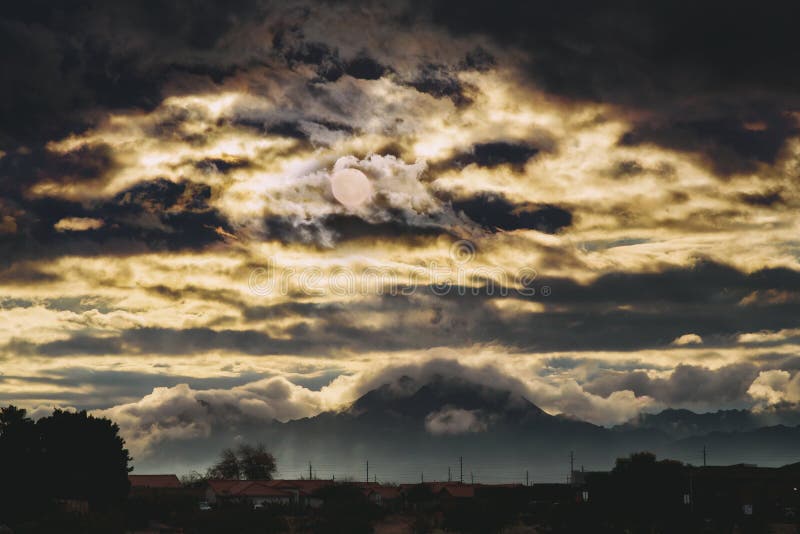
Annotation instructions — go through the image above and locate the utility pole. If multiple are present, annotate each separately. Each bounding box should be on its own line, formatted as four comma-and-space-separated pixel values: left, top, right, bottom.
460, 456, 463, 483
569, 451, 575, 484
703, 445, 707, 467
309, 461, 312, 480
470, 472, 474, 484
374, 474, 377, 483
366, 460, 369, 483
448, 466, 451, 482
526, 470, 529, 486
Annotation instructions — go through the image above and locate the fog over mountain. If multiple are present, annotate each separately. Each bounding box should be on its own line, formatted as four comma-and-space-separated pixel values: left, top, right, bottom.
131, 375, 800, 482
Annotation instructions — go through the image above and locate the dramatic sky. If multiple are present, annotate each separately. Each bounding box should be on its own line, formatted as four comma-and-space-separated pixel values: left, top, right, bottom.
2, 0, 800, 471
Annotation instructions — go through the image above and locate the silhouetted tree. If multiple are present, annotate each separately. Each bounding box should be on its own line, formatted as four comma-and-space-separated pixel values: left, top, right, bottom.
604, 451, 690, 532
0, 406, 132, 524
180, 470, 209, 487
238, 443, 277, 480
313, 484, 376, 534
0, 405, 31, 432
0, 406, 40, 521
38, 409, 133, 507
207, 443, 277, 480
208, 447, 241, 479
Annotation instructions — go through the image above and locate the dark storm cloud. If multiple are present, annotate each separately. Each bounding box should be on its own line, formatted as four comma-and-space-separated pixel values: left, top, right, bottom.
451, 193, 572, 234
0, 177, 233, 266
5, 260, 800, 358
344, 55, 387, 80
400, 261, 800, 352
262, 192, 571, 245
753, 354, 800, 371
4, 0, 798, 177
423, 0, 800, 175
0, 264, 60, 284
542, 261, 800, 306
583, 363, 759, 405
0, 143, 118, 199
267, 118, 354, 139
461, 46, 496, 72
619, 113, 799, 176
0, 0, 268, 148
37, 336, 125, 357
194, 157, 253, 174
262, 213, 447, 247
272, 25, 388, 83
9, 319, 432, 357
404, 63, 473, 106
434, 142, 542, 172
321, 214, 447, 242
739, 189, 785, 208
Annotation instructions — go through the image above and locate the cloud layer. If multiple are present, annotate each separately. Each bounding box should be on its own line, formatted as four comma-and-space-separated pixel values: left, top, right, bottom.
1, 0, 799, 472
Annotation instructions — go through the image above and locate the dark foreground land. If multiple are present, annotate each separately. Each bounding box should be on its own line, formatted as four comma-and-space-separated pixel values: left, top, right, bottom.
5, 454, 800, 533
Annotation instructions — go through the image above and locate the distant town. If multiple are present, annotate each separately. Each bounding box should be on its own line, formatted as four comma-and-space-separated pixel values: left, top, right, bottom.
120, 458, 800, 533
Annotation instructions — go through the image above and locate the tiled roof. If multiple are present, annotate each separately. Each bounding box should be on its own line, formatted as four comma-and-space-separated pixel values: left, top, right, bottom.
207, 480, 293, 498
371, 486, 401, 499
129, 474, 181, 488
268, 479, 333, 494
437, 484, 476, 498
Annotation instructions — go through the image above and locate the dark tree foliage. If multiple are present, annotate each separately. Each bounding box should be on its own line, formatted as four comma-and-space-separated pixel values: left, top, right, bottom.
0, 406, 132, 524
588, 451, 693, 532
207, 447, 241, 479
207, 442, 277, 480
238, 443, 277, 480
313, 484, 378, 534
38, 409, 133, 506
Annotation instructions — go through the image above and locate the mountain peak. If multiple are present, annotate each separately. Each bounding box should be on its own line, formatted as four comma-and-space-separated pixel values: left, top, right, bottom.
347, 374, 547, 422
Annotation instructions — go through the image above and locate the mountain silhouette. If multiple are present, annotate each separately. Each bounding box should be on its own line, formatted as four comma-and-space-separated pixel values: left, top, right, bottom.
133, 376, 800, 481
347, 374, 549, 423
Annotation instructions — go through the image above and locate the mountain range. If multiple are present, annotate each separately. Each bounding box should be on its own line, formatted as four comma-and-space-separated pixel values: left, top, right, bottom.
134, 375, 800, 482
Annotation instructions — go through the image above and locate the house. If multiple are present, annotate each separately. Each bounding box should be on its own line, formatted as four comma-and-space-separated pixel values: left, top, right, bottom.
527, 482, 575, 505
205, 480, 293, 507
128, 474, 187, 501
268, 479, 333, 508
437, 483, 476, 500
690, 464, 800, 522
362, 484, 402, 508
129, 475, 182, 490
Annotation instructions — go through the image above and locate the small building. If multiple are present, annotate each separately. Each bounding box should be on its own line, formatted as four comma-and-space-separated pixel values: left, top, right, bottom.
362, 484, 402, 508
128, 474, 187, 501
129, 475, 182, 490
205, 480, 293, 507
437, 483, 476, 500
